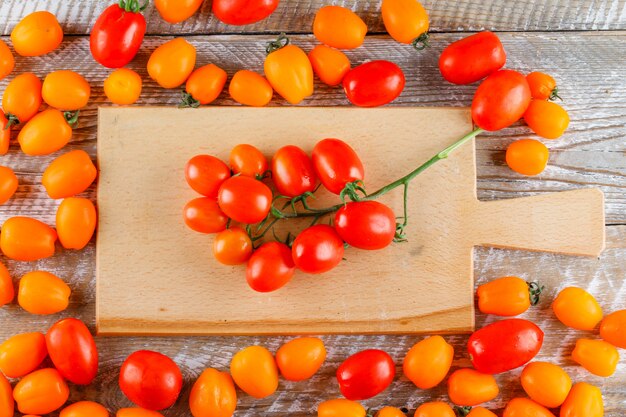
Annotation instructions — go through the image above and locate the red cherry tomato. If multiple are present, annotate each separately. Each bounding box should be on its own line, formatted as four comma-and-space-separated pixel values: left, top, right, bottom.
212, 0, 280, 25
185, 155, 231, 197
183, 197, 229, 234
312, 138, 364, 194
46, 318, 98, 385
229, 144, 268, 178
468, 318, 544, 374
218, 176, 272, 224
246, 242, 295, 292
343, 60, 405, 107
337, 349, 395, 400
90, 2, 147, 68
335, 201, 396, 250
439, 31, 506, 85
471, 70, 531, 131
272, 145, 317, 198
119, 350, 183, 411
292, 225, 344, 274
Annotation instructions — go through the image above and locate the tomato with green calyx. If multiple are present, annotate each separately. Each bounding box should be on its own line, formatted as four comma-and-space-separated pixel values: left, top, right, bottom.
312, 138, 364, 195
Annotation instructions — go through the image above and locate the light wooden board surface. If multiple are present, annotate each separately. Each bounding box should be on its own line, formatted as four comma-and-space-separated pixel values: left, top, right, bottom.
0, 0, 624, 415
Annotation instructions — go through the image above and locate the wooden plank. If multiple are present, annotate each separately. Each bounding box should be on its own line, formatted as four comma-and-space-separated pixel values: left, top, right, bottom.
0, 0, 625, 35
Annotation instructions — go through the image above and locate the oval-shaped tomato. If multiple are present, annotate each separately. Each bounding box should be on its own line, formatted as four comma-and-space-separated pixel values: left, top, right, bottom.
376, 407, 406, 417
18, 109, 73, 156
1, 217, 57, 261
229, 70, 273, 107
439, 32, 506, 85
343, 60, 405, 107
117, 408, 165, 417
230, 345, 278, 398
0, 111, 10, 155
213, 227, 253, 265
447, 368, 499, 406
0, 40, 14, 81
472, 70, 531, 131
46, 318, 98, 385
218, 176, 272, 224
560, 382, 603, 417
185, 155, 231, 197
292, 225, 344, 274
312, 138, 364, 194
13, 368, 69, 415
403, 335, 453, 389
337, 349, 395, 400
264, 41, 314, 105
246, 242, 295, 292
552, 287, 603, 330
506, 139, 549, 176
183, 64, 228, 107
0, 332, 47, 378
119, 350, 183, 411
183, 197, 229, 234
56, 198, 97, 250
18, 271, 70, 315
155, 0, 203, 24
276, 337, 326, 381
0, 373, 13, 417
308, 45, 351, 87
272, 145, 317, 197
0, 261, 13, 307
0, 166, 18, 205
466, 407, 497, 417
335, 201, 396, 250
189, 368, 237, 417
468, 318, 544, 374
521, 362, 571, 408
318, 399, 366, 417
212, 0, 280, 25
104, 68, 143, 105
91, 3, 146, 68
381, 0, 429, 46
2, 72, 42, 126
523, 100, 569, 139
572, 338, 619, 377
600, 309, 626, 349
477, 276, 543, 316
60, 401, 108, 417
11, 11, 63, 57
414, 402, 455, 417
42, 70, 91, 111
42, 150, 97, 199
148, 38, 196, 89
229, 144, 268, 178
503, 398, 556, 417
313, 6, 367, 49
527, 72, 560, 101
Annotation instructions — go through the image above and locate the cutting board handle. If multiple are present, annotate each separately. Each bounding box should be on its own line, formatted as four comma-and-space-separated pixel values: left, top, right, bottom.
471, 188, 605, 256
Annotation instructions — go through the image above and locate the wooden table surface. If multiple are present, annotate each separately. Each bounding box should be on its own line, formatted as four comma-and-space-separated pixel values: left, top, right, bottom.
0, 0, 624, 416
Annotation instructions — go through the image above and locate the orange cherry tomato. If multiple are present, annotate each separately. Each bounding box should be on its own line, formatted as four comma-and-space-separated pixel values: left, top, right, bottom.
182, 64, 227, 107
276, 337, 326, 381
0, 166, 18, 205
155, 0, 204, 23
148, 38, 196, 89
523, 100, 569, 139
0, 217, 57, 261
506, 139, 549, 176
313, 6, 367, 49
104, 68, 143, 105
447, 368, 499, 406
572, 338, 619, 377
189, 368, 237, 417
13, 368, 69, 415
0, 332, 48, 378
381, 0, 429, 46
42, 150, 97, 199
42, 70, 91, 111
11, 11, 63, 57
0, 261, 13, 307
552, 287, 603, 330
318, 399, 366, 417
60, 401, 109, 417
230, 345, 278, 398
0, 40, 14, 81
183, 197, 228, 234
308, 45, 351, 86
229, 70, 273, 107
526, 72, 560, 101
466, 407, 497, 417
117, 409, 165, 417
477, 276, 543, 316
264, 37, 314, 104
600, 309, 626, 348
229, 144, 268, 177
18, 271, 70, 315
503, 398, 556, 417
521, 362, 571, 408
18, 109, 74, 156
2, 72, 42, 126
403, 335, 453, 389
213, 227, 253, 265
0, 111, 10, 154
0, 373, 13, 417
376, 406, 406, 417
560, 382, 603, 417
56, 197, 97, 250
414, 402, 455, 417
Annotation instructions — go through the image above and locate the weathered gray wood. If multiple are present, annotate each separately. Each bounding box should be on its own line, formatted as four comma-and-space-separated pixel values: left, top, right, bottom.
0, 0, 625, 35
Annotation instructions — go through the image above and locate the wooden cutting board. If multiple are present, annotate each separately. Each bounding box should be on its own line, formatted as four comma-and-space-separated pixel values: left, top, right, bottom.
96, 107, 605, 336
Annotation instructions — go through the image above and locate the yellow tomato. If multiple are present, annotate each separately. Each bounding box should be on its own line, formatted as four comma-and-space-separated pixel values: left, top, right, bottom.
13, 368, 69, 415
0, 40, 14, 81
313, 6, 367, 49
11, 11, 63, 56
189, 368, 237, 417
0, 166, 18, 205
147, 38, 196, 88
56, 198, 97, 250
414, 402, 455, 417
376, 406, 406, 417
572, 338, 619, 377
0, 111, 9, 154
447, 368, 499, 406
506, 139, 549, 176
229, 70, 273, 107
381, 0, 430, 46
524, 99, 570, 139
183, 64, 227, 106
0, 261, 13, 307
0, 217, 57, 261
552, 287, 603, 330
60, 401, 109, 417
467, 407, 497, 417
560, 382, 603, 417
2, 72, 42, 125
403, 335, 453, 389
308, 45, 351, 86
230, 345, 278, 398
18, 109, 73, 156
104, 68, 142, 105
155, 0, 204, 23
600, 309, 626, 348
276, 337, 326, 381
0, 373, 13, 417
18, 271, 70, 315
264, 38, 313, 104
0, 332, 48, 378
42, 70, 91, 110
503, 398, 556, 417
318, 399, 366, 417
521, 361, 571, 408
42, 150, 97, 199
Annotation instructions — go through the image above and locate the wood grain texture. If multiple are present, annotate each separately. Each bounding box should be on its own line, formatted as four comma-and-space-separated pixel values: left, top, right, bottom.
1, 0, 625, 35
